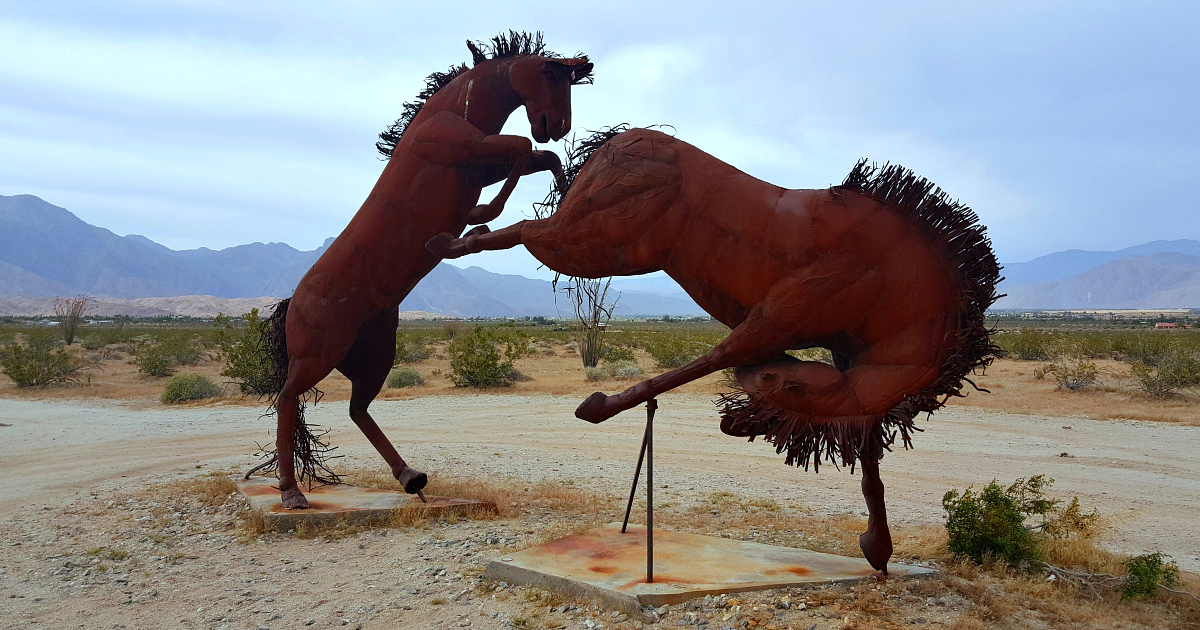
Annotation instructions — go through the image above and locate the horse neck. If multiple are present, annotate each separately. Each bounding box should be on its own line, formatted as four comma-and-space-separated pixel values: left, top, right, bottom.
425, 61, 521, 136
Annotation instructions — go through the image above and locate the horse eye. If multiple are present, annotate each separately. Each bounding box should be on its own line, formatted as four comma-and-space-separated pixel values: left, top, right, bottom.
543, 71, 557, 81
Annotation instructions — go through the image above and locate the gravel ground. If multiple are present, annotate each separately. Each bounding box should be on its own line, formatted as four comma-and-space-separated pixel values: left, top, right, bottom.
2, 393, 1199, 629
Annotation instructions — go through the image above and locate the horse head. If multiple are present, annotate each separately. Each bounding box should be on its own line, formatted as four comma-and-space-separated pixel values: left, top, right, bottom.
507, 55, 593, 143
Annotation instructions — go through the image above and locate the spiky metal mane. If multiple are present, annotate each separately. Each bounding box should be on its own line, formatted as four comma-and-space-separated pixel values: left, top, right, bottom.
532, 124, 631, 219
375, 31, 593, 159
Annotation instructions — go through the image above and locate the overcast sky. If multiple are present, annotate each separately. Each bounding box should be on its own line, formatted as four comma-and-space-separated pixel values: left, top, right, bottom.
1, 1, 1197, 279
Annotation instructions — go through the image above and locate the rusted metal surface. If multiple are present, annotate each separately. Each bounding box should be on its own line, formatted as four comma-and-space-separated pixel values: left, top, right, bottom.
236, 476, 496, 531
245, 31, 593, 510
430, 127, 1002, 574
485, 523, 935, 610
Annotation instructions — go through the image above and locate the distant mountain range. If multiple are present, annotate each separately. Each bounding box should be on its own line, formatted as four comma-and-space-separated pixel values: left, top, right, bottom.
0, 194, 704, 317
1, 194, 1196, 314
994, 250, 1200, 309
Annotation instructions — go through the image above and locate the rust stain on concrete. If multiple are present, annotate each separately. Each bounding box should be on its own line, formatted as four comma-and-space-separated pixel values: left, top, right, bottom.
485, 523, 935, 610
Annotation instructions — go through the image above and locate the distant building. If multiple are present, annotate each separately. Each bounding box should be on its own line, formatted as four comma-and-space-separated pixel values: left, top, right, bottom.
1155, 322, 1178, 329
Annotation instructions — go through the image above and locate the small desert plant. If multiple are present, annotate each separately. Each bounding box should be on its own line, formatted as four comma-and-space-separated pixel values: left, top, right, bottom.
1121, 552, 1179, 600
1036, 356, 1100, 390
386, 367, 424, 388
447, 324, 530, 388
394, 333, 434, 364
161, 374, 222, 403
1130, 351, 1200, 397
601, 345, 635, 364
644, 335, 709, 369
944, 475, 1102, 574
586, 360, 643, 381
160, 336, 204, 365
216, 309, 278, 396
0, 334, 83, 387
944, 481, 1041, 569
136, 346, 177, 377
1001, 329, 1056, 361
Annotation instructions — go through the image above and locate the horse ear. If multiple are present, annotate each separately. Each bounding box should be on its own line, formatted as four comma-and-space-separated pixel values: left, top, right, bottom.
466, 40, 487, 65
570, 62, 594, 83
545, 59, 594, 84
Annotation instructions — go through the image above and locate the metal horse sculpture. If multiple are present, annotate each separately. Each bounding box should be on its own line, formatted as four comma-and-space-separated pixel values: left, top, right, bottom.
428, 127, 1001, 573
257, 32, 593, 509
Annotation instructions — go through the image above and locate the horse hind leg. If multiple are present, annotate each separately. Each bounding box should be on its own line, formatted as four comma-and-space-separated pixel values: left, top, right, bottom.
338, 308, 428, 495
858, 459, 893, 574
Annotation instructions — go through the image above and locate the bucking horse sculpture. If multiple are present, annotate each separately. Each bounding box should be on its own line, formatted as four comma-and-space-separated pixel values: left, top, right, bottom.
428, 126, 1002, 573
255, 32, 593, 509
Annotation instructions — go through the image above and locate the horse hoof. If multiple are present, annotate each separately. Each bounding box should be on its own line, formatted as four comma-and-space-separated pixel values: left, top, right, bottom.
859, 530, 893, 573
425, 233, 456, 258
281, 487, 310, 510
463, 225, 491, 238
396, 467, 429, 495
575, 392, 612, 423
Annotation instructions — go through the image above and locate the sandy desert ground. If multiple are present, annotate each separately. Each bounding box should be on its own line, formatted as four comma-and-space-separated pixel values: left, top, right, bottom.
1, 387, 1199, 629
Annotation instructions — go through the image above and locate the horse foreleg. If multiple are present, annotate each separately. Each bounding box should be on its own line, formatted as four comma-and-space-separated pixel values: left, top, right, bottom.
858, 459, 893, 574
276, 395, 309, 509
427, 222, 532, 260
467, 149, 532, 225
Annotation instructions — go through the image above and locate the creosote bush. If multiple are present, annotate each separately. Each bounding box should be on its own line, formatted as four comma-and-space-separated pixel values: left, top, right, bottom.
215, 309, 278, 395
1035, 356, 1100, 391
942, 475, 1097, 571
136, 346, 177, 377
386, 367, 424, 388
394, 333, 434, 364
600, 345, 635, 364
447, 324, 530, 388
161, 374, 222, 403
585, 359, 643, 381
1121, 552, 1180, 600
1130, 351, 1200, 397
0, 333, 83, 387
643, 335, 709, 369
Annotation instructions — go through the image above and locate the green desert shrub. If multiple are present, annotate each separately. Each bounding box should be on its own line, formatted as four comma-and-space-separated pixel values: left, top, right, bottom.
942, 476, 1059, 570
216, 309, 279, 396
79, 335, 106, 351
0, 334, 83, 387
159, 336, 204, 365
1121, 552, 1180, 600
999, 330, 1056, 361
160, 374, 222, 403
643, 335, 709, 369
586, 359, 644, 382
1129, 350, 1200, 397
1111, 332, 1176, 366
447, 324, 531, 388
386, 367, 424, 388
1035, 356, 1100, 391
601, 345, 635, 364
136, 346, 177, 377
394, 333, 434, 364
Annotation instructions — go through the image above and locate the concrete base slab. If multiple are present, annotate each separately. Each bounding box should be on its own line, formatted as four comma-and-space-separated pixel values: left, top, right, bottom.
236, 476, 496, 530
485, 523, 935, 612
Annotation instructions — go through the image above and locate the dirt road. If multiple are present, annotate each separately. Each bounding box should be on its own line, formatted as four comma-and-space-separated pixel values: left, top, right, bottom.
2, 394, 1197, 573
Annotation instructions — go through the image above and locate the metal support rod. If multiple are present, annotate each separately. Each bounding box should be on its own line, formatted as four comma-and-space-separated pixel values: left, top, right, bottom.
646, 398, 655, 583
621, 421, 651, 533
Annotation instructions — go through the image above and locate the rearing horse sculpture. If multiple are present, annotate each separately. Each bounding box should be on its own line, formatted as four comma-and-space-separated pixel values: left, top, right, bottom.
258, 32, 592, 509
429, 126, 1001, 573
